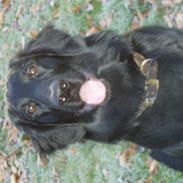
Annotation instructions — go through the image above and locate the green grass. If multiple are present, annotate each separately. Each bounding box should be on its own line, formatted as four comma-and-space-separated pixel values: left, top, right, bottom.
1, 0, 183, 182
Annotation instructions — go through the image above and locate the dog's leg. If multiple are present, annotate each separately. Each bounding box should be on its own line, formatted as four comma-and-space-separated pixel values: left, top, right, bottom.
151, 150, 183, 171
126, 26, 183, 54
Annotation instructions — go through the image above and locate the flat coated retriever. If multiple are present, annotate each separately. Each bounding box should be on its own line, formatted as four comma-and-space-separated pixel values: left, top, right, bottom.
6, 25, 183, 170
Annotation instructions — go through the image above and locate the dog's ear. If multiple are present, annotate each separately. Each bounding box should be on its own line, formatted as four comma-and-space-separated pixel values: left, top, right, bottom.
10, 25, 87, 65
25, 25, 86, 53
85, 31, 132, 62
26, 124, 85, 154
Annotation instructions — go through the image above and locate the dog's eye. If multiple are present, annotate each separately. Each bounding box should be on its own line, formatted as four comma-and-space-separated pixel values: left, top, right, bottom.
60, 81, 67, 90
27, 65, 38, 78
59, 96, 67, 104
25, 103, 37, 115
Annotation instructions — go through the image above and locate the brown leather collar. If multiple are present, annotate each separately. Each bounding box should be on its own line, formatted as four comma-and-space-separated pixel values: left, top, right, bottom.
132, 52, 159, 119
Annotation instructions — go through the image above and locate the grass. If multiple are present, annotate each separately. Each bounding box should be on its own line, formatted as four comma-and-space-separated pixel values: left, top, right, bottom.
0, 0, 183, 182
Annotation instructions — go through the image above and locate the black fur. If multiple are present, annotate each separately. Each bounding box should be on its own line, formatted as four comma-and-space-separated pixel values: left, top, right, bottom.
6, 25, 183, 170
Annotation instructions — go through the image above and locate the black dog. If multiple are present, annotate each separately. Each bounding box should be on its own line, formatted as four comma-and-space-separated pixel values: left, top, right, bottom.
6, 25, 183, 170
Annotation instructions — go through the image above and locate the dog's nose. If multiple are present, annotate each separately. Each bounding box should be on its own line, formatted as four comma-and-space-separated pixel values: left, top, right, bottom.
58, 80, 76, 101
49, 79, 69, 102
49, 78, 81, 104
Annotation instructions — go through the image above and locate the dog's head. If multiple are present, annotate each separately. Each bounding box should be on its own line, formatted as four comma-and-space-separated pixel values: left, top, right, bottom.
6, 25, 112, 154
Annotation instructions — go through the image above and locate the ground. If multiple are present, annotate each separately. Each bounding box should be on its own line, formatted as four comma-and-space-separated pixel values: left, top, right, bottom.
0, 0, 183, 183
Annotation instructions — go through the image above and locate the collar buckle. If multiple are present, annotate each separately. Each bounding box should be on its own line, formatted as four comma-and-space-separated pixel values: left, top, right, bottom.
132, 52, 159, 119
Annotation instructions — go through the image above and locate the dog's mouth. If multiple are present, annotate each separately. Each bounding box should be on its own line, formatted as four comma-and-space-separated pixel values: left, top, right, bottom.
50, 75, 110, 110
